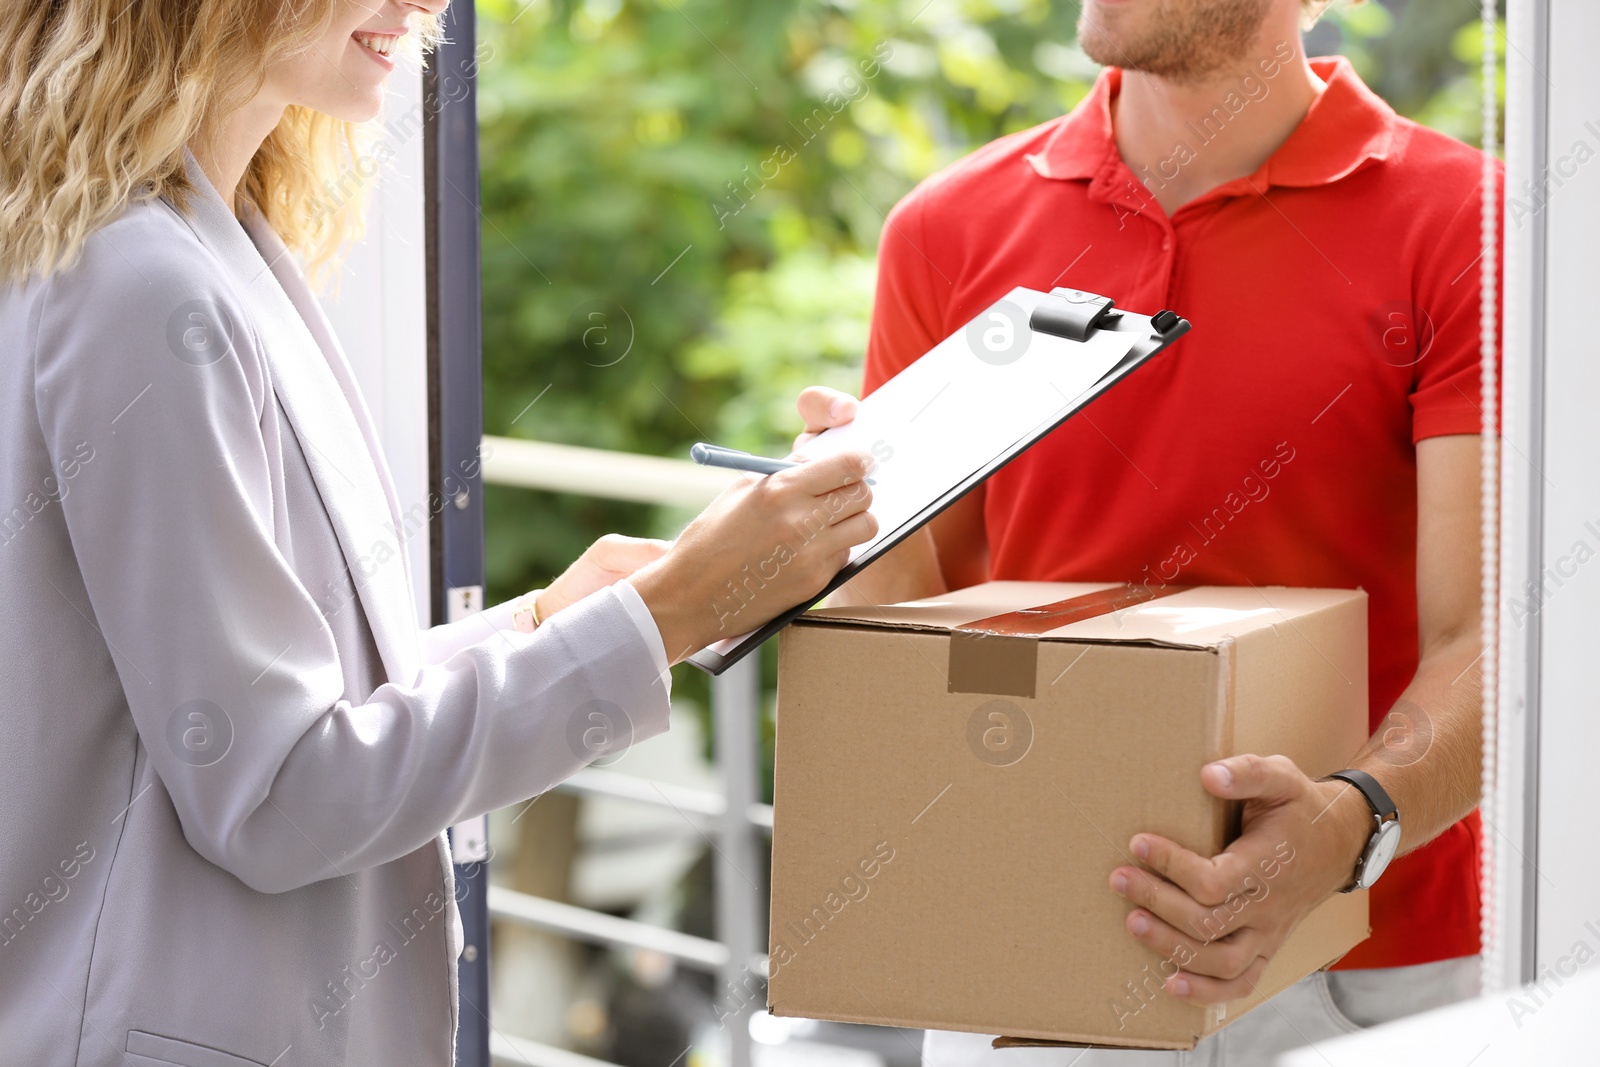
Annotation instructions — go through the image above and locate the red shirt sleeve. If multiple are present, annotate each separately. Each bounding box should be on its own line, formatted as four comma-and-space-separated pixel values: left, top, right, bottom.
862, 192, 948, 397
1410, 161, 1504, 442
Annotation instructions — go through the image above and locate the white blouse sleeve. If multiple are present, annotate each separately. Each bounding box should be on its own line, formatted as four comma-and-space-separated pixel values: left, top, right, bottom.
422, 582, 671, 685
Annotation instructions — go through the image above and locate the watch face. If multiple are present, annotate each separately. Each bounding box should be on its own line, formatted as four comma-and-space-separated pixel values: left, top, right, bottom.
1359, 821, 1403, 888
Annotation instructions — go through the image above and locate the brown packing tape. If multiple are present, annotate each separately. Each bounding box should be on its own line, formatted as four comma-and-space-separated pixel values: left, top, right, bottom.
947, 631, 1038, 697
957, 583, 1195, 636
945, 584, 1192, 697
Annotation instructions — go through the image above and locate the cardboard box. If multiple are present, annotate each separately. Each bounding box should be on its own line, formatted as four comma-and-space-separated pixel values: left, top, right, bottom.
768, 581, 1370, 1050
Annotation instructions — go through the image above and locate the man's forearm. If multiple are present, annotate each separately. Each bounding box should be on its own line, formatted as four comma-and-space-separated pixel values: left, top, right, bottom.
1335, 628, 1485, 856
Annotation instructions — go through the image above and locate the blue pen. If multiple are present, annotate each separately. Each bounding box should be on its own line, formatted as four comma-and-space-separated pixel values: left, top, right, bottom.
690, 442, 875, 484
690, 442, 794, 476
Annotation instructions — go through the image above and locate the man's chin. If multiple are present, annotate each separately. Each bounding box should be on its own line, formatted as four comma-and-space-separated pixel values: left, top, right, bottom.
1076, 0, 1273, 83
1079, 33, 1133, 73
1077, 7, 1172, 76
1080, 33, 1184, 80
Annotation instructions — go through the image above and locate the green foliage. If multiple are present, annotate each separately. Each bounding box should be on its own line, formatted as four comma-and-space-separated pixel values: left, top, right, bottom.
473, 0, 1495, 764
1313, 1, 1504, 148
476, 0, 1092, 603
477, 0, 1493, 594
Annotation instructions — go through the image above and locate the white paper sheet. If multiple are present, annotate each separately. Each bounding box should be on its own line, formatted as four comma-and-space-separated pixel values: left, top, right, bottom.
794, 287, 1142, 560
699, 287, 1146, 661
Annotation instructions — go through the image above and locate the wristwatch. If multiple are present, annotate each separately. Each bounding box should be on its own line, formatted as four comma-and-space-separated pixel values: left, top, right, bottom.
1321, 769, 1402, 892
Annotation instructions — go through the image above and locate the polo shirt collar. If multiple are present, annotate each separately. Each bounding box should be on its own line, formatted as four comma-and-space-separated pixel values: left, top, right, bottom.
1025, 54, 1397, 191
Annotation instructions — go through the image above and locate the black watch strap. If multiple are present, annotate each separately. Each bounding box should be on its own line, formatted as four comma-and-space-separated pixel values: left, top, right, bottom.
1323, 769, 1398, 822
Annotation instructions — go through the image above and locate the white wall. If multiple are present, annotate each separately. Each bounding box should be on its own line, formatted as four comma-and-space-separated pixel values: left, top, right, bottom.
318, 66, 433, 628
1500, 0, 1600, 991
1528, 0, 1600, 976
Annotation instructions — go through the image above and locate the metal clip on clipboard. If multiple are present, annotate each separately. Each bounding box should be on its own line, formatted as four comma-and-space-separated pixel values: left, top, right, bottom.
686, 286, 1191, 675
1029, 287, 1184, 342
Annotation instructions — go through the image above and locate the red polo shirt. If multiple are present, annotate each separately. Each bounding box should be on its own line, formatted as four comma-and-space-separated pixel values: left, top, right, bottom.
862, 56, 1498, 969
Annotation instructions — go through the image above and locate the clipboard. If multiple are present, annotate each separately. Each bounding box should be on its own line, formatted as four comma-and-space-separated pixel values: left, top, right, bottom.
686, 286, 1191, 675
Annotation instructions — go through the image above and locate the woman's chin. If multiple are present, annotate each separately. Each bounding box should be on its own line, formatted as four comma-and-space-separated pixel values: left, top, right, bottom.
312, 91, 385, 125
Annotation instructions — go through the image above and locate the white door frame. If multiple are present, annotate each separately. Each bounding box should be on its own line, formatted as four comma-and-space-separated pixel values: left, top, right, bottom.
1497, 0, 1600, 992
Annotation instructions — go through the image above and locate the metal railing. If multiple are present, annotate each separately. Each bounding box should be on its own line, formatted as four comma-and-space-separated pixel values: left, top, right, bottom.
481, 435, 766, 1067
481, 435, 737, 507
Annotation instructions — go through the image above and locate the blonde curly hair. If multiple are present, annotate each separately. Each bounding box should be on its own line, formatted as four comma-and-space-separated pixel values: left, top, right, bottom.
0, 0, 445, 292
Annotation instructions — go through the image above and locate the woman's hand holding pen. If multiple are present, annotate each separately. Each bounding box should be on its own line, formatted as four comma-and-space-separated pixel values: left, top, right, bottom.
628, 449, 878, 664
534, 391, 878, 659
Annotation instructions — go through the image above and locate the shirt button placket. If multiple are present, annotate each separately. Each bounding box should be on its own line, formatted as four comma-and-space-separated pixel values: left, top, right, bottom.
1157, 227, 1176, 303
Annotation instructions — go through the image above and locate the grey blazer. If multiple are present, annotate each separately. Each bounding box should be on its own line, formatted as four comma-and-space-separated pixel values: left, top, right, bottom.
0, 147, 672, 1066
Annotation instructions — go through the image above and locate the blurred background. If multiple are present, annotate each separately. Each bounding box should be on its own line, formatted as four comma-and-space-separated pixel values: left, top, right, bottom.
464, 1, 1501, 1064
